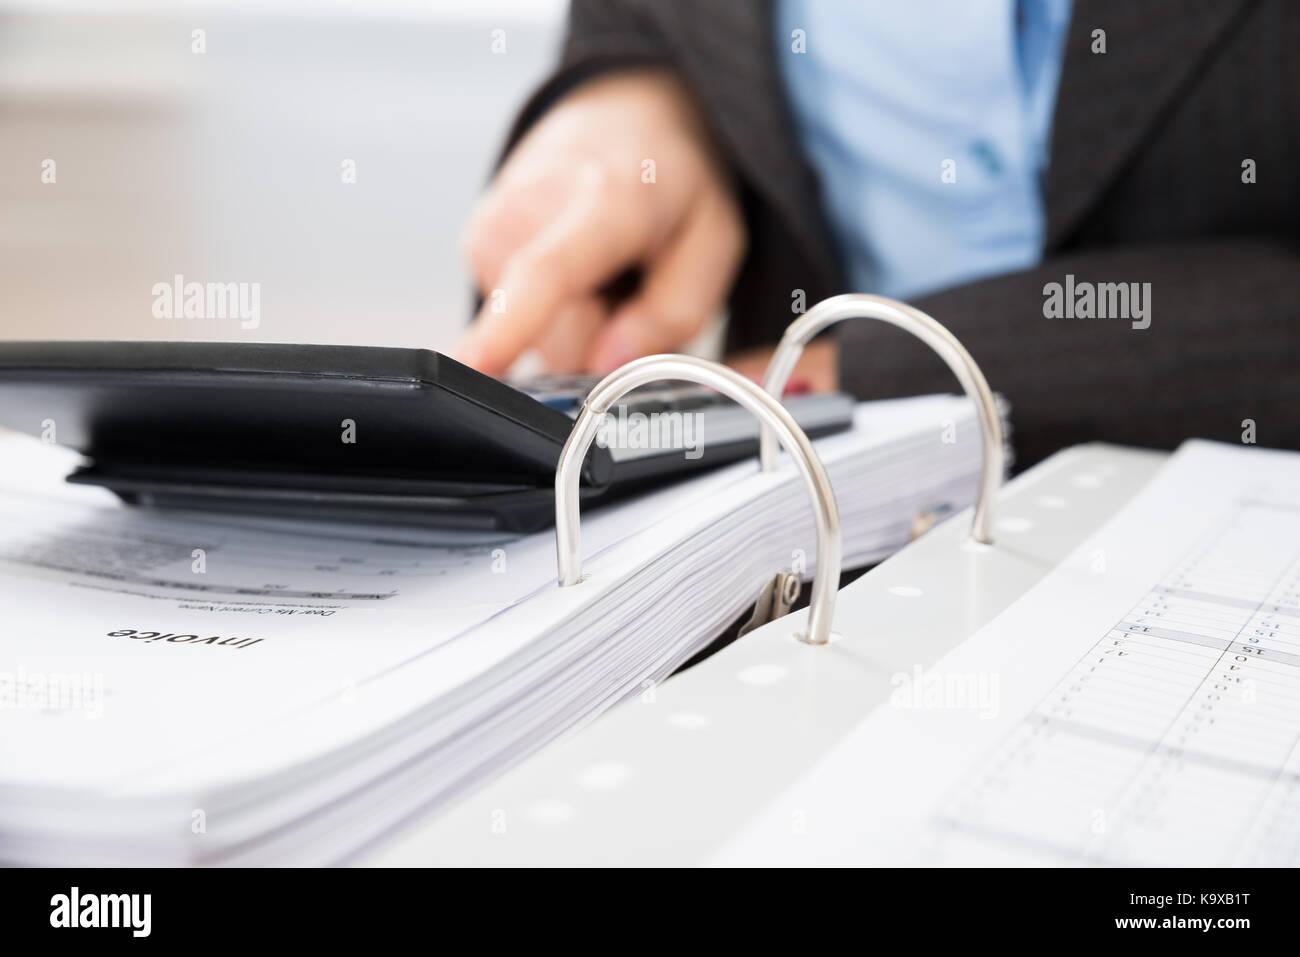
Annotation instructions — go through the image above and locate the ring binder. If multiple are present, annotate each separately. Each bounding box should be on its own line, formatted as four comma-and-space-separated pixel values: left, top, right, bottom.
553, 354, 843, 645
759, 294, 1005, 545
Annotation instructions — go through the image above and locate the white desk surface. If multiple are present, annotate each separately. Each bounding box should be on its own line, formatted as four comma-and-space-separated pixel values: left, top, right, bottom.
361, 442, 1169, 866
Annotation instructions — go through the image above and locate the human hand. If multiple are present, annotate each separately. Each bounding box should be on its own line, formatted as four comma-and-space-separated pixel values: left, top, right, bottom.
725, 337, 840, 393
456, 69, 746, 375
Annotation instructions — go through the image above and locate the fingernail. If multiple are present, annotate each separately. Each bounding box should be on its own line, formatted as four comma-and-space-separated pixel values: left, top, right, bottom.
595, 331, 637, 373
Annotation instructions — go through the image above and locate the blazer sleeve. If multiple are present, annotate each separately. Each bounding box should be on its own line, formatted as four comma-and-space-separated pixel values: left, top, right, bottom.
836, 238, 1300, 467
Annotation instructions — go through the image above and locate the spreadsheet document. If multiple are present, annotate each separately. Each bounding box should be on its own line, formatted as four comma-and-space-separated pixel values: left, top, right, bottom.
715, 440, 1300, 866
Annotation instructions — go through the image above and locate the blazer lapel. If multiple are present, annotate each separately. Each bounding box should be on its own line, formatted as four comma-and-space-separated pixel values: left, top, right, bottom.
1045, 0, 1257, 248
677, 0, 846, 289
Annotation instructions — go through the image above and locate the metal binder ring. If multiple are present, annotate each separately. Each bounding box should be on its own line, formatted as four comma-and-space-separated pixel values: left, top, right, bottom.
554, 354, 842, 646
759, 294, 1004, 545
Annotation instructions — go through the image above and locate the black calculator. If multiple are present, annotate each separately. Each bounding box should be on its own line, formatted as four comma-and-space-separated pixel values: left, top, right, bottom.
511, 372, 854, 484
0, 341, 854, 533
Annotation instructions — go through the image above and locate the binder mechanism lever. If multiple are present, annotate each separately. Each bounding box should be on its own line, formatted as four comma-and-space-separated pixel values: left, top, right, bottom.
759, 294, 1005, 546
738, 570, 802, 638
552, 355, 843, 646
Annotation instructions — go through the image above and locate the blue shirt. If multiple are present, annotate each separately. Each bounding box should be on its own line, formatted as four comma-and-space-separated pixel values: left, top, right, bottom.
775, 0, 1073, 299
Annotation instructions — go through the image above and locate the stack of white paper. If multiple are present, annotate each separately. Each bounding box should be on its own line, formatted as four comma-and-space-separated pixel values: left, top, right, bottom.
0, 394, 989, 864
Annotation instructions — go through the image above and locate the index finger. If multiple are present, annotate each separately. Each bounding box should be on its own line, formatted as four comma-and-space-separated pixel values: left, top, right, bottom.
454, 166, 646, 375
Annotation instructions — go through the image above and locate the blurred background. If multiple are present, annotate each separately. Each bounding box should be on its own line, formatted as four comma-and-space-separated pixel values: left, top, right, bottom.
0, 0, 566, 349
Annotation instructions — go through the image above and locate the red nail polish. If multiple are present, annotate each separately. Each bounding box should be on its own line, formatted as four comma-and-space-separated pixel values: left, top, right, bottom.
784, 378, 812, 396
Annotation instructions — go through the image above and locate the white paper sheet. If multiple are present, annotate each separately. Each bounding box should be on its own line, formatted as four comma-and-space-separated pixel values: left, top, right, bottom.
0, 394, 986, 865
713, 440, 1300, 866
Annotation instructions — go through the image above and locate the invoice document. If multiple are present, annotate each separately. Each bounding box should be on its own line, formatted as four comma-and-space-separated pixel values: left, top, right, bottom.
715, 440, 1300, 866
0, 395, 989, 863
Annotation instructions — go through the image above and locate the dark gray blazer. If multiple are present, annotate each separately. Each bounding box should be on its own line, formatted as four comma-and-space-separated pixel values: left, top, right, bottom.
502, 0, 1298, 466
